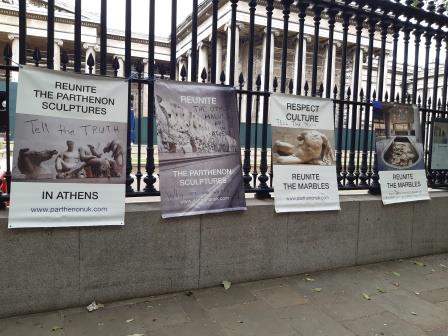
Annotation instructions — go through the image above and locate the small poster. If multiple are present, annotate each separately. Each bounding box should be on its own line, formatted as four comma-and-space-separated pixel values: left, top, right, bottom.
430, 119, 448, 170
154, 80, 246, 218
270, 94, 340, 212
9, 66, 128, 228
373, 102, 430, 204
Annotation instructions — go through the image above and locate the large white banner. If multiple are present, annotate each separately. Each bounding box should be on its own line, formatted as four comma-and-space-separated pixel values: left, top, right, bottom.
9, 66, 128, 228
270, 94, 340, 213
373, 102, 430, 205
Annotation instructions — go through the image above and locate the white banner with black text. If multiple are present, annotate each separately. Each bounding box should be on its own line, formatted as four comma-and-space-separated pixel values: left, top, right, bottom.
9, 66, 128, 228
270, 94, 340, 213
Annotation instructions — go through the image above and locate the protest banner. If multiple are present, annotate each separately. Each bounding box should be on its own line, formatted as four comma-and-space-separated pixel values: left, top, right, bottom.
373, 102, 430, 204
9, 66, 128, 228
430, 119, 448, 170
154, 81, 246, 218
270, 94, 340, 212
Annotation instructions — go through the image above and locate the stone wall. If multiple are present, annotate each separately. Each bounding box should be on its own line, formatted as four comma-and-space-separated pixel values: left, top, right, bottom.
1, 191, 447, 318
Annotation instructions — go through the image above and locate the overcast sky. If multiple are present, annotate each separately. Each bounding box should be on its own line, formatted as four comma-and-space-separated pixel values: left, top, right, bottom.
77, 0, 205, 38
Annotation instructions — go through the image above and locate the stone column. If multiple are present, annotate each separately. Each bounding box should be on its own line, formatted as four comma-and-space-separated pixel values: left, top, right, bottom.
376, 52, 390, 97
225, 22, 240, 85
322, 41, 339, 98
350, 46, 365, 97
208, 33, 224, 82
143, 59, 149, 117
384, 51, 390, 97
54, 40, 63, 71
293, 35, 310, 92
259, 29, 277, 122
114, 55, 125, 77
8, 34, 19, 81
177, 55, 186, 80
261, 28, 277, 91
186, 50, 192, 81
216, 34, 223, 81
197, 42, 209, 81
84, 44, 98, 74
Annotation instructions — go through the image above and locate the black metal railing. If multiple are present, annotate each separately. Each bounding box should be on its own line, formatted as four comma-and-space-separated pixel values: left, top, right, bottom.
1, 0, 448, 204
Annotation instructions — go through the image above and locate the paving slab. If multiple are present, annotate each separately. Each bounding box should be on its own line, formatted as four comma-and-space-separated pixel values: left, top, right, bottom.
250, 285, 309, 308
343, 311, 427, 336
193, 285, 258, 310
1, 254, 448, 336
63, 296, 190, 336
419, 287, 448, 304
207, 301, 300, 336
275, 304, 356, 336
0, 312, 64, 336
319, 293, 386, 322
372, 289, 448, 331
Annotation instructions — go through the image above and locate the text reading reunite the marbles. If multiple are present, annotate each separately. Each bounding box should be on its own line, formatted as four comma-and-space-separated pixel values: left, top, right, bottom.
386, 173, 421, 188
283, 173, 330, 190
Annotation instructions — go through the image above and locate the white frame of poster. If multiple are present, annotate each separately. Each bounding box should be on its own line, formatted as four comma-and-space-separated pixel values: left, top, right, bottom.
270, 93, 340, 213
8, 66, 128, 228
429, 118, 448, 171
373, 102, 430, 205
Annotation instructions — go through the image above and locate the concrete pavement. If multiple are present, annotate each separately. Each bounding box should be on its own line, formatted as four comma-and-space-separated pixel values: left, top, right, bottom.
1, 253, 448, 336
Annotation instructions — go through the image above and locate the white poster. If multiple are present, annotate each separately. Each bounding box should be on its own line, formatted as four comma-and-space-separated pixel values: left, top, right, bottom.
373, 102, 430, 205
431, 119, 448, 170
270, 94, 340, 213
9, 66, 128, 228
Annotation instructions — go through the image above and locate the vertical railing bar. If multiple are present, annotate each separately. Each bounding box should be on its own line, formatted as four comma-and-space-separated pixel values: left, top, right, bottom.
74, 0, 81, 72
295, 1, 309, 95
136, 64, 143, 191
144, 0, 157, 193
4, 48, 12, 197
442, 38, 448, 112
427, 33, 443, 183
421, 30, 432, 168
19, 0, 26, 65
47, 0, 55, 69
401, 23, 411, 103
280, 0, 293, 93
360, 15, 377, 187
100, 0, 107, 75
170, 0, 177, 80
325, 7, 337, 99
355, 93, 364, 185
191, 0, 198, 82
377, 19, 389, 101
210, 0, 219, 83
432, 34, 442, 111
389, 19, 400, 100
229, 0, 238, 86
256, 0, 274, 198
422, 31, 432, 109
368, 107, 375, 184
242, 0, 256, 190
125, 0, 134, 194
346, 12, 364, 188
311, 3, 323, 97
342, 88, 351, 186
412, 28, 423, 104
253, 76, 261, 188
336, 11, 352, 188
